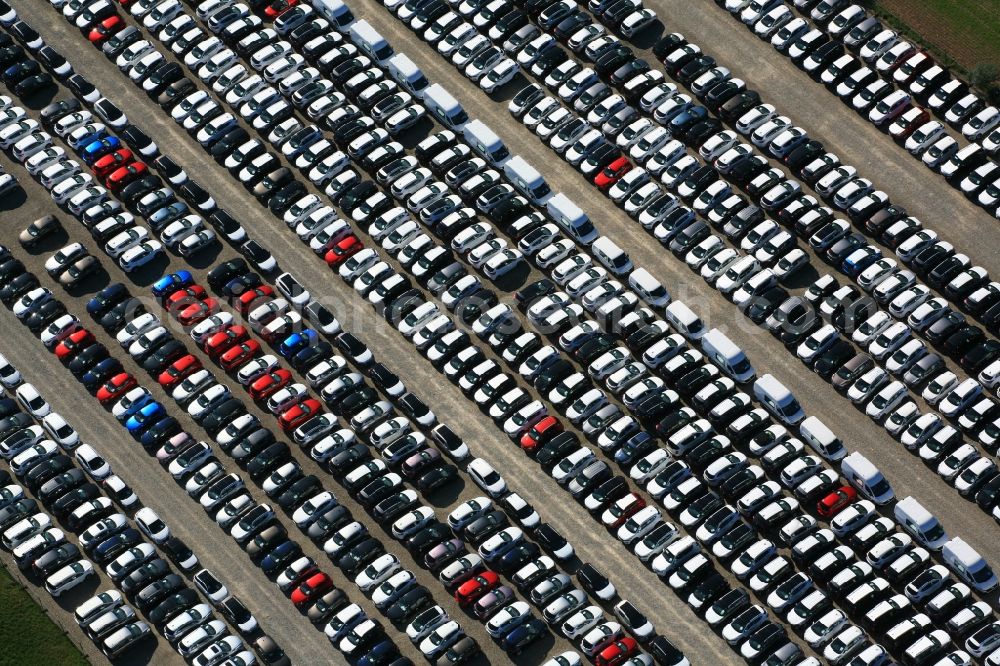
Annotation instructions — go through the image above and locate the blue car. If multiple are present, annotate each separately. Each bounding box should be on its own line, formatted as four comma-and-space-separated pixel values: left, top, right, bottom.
842, 246, 883, 278
357, 640, 398, 666
140, 417, 181, 449
670, 105, 708, 133
115, 393, 155, 424
125, 402, 165, 433
86, 282, 127, 316
151, 270, 193, 300
279, 329, 318, 359
80, 135, 119, 164
260, 540, 301, 576
82, 358, 123, 393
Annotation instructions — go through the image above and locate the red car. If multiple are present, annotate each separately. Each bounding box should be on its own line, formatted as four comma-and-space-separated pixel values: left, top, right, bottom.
594, 157, 631, 190
167, 284, 207, 313
249, 369, 292, 401
520, 416, 564, 454
817, 485, 857, 518
597, 638, 638, 666
88, 15, 123, 44
96, 372, 137, 406
291, 572, 333, 607
106, 162, 148, 191
264, 0, 299, 19
455, 571, 499, 606
604, 493, 646, 530
92, 149, 134, 180
324, 235, 363, 267
220, 340, 262, 371
279, 398, 322, 431
54, 329, 95, 361
238, 285, 274, 315
157, 354, 202, 389
204, 326, 250, 360
177, 297, 220, 327
889, 107, 930, 140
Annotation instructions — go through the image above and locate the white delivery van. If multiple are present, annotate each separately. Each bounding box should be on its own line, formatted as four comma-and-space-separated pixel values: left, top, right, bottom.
423, 84, 469, 129
386, 53, 428, 97
348, 20, 393, 62
942, 537, 998, 592
894, 496, 948, 550
664, 301, 705, 340
463, 119, 510, 166
311, 0, 354, 30
503, 156, 551, 204
629, 268, 670, 307
800, 415, 846, 461
546, 193, 598, 244
753, 374, 804, 425
840, 451, 894, 503
592, 236, 633, 276
703, 329, 755, 383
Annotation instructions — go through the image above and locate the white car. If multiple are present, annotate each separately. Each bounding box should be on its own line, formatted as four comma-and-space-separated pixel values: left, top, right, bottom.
134, 507, 170, 544
75, 444, 111, 479
46, 560, 95, 597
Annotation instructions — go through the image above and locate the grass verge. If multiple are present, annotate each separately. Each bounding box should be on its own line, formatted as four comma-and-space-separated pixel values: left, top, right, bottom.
0, 565, 89, 666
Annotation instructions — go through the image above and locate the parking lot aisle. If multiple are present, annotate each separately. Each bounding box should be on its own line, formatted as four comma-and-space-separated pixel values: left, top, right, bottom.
648, 0, 1000, 276
339, 0, 1000, 574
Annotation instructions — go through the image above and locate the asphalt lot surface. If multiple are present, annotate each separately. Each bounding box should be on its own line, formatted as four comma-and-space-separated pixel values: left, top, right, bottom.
4, 0, 1000, 664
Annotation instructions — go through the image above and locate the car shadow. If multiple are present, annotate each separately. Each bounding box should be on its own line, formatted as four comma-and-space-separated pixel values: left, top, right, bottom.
488, 73, 531, 103
19, 85, 58, 111
126, 254, 172, 287
630, 19, 665, 49
424, 476, 466, 508
782, 264, 821, 290
493, 263, 531, 293
0, 185, 28, 210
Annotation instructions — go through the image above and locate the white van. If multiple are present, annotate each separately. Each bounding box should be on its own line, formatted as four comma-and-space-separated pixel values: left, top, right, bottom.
423, 84, 468, 130
664, 301, 705, 340
629, 268, 670, 307
311, 0, 354, 30
546, 193, 598, 244
942, 537, 998, 592
702, 329, 755, 383
386, 53, 428, 97
348, 20, 393, 62
503, 156, 551, 204
841, 451, 894, 504
463, 119, 510, 166
800, 415, 846, 461
753, 374, 803, 425
894, 496, 948, 550
592, 236, 633, 276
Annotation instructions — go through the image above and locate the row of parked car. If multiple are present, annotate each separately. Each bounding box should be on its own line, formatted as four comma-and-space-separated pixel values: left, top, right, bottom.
326, 0, 1000, 660
483, 0, 1000, 565
101, 0, 700, 660
31, 0, 992, 660
0, 322, 274, 664
19, 3, 612, 660
725, 0, 1000, 213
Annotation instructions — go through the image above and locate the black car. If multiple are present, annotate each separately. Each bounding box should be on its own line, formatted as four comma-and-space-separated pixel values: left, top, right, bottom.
813, 339, 855, 379
338, 537, 384, 576
148, 589, 199, 626
648, 636, 688, 666
577, 563, 615, 600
